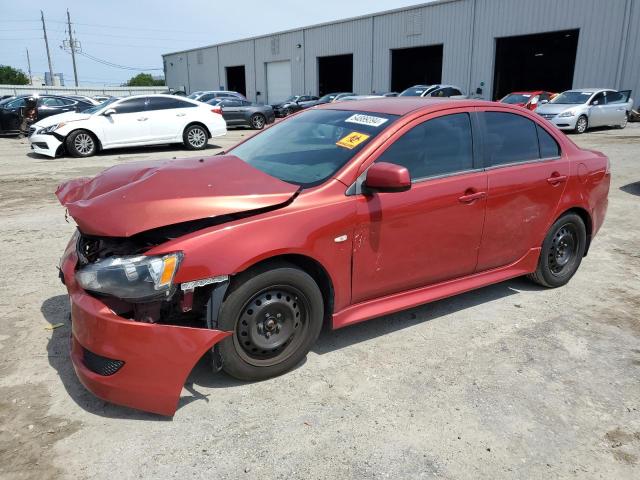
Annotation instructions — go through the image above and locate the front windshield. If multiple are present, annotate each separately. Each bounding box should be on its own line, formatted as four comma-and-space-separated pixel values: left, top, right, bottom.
551, 91, 593, 105
84, 97, 118, 114
501, 93, 531, 104
230, 109, 398, 187
283, 96, 299, 102
399, 86, 436, 97
318, 94, 336, 102
187, 92, 202, 99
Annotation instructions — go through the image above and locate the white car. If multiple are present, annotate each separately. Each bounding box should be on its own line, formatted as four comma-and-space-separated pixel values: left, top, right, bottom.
28, 94, 227, 158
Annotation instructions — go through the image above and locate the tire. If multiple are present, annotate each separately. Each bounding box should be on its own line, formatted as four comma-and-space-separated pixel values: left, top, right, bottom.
527, 213, 587, 288
250, 113, 266, 130
284, 107, 293, 116
65, 130, 97, 158
616, 112, 629, 129
217, 262, 324, 381
183, 124, 208, 150
574, 115, 588, 134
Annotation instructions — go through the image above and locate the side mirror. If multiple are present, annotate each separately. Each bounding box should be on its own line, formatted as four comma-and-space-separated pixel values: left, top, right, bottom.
540, 99, 549, 104
591, 100, 599, 106
364, 162, 411, 194
103, 108, 116, 116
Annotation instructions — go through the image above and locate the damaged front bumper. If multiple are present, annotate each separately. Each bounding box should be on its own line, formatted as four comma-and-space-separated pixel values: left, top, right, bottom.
60, 248, 231, 416
29, 133, 62, 158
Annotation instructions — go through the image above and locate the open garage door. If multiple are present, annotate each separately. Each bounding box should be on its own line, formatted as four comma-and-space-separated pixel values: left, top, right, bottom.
493, 29, 579, 100
391, 45, 443, 93
226, 65, 247, 97
318, 54, 353, 97
266, 60, 292, 104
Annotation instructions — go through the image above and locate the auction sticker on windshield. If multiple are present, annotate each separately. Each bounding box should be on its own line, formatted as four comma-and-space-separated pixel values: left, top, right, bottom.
345, 114, 389, 128
336, 132, 370, 150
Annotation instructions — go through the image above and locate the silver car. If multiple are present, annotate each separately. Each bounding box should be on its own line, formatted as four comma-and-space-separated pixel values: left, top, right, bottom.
399, 84, 467, 99
536, 88, 633, 134
187, 90, 245, 102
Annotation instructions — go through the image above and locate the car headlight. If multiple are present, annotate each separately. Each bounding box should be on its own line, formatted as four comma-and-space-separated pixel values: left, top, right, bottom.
75, 252, 182, 301
40, 122, 66, 134
559, 110, 576, 118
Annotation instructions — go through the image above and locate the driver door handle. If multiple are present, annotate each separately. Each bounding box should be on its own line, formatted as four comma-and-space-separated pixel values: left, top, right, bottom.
458, 191, 486, 203
176, 113, 186, 117
137, 117, 148, 121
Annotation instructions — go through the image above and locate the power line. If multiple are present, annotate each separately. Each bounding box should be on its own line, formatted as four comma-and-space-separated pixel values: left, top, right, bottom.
77, 51, 162, 71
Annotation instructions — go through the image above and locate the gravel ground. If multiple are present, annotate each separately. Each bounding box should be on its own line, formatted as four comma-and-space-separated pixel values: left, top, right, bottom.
0, 124, 638, 480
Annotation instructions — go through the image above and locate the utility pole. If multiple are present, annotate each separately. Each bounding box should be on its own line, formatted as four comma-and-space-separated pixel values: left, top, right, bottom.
40, 10, 54, 85
67, 9, 79, 87
26, 48, 33, 85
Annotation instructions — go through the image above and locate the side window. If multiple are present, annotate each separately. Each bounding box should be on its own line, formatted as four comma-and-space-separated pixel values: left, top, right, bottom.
431, 88, 446, 98
58, 97, 75, 106
606, 92, 624, 104
484, 112, 539, 166
41, 97, 63, 106
536, 125, 561, 159
199, 93, 214, 102
591, 92, 605, 105
241, 100, 252, 106
376, 113, 474, 181
450, 88, 462, 96
113, 98, 148, 114
147, 97, 195, 110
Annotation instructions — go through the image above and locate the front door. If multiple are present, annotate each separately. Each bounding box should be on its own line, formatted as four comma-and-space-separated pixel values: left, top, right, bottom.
101, 97, 150, 146
352, 110, 487, 304
475, 109, 570, 271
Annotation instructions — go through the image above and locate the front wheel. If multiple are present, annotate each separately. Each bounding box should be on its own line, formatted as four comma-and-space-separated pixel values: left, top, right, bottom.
217, 263, 324, 381
66, 130, 97, 157
574, 115, 588, 134
250, 113, 266, 130
183, 124, 208, 150
528, 213, 587, 288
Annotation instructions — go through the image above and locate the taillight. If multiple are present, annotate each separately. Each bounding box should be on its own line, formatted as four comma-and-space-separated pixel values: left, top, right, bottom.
211, 107, 222, 115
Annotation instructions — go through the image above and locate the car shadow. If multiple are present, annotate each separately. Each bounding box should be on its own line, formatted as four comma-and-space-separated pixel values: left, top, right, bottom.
620, 181, 640, 196
96, 143, 222, 157
41, 277, 541, 419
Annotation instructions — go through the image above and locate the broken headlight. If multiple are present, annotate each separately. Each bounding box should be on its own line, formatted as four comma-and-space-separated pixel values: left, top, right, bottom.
75, 253, 182, 301
40, 122, 66, 134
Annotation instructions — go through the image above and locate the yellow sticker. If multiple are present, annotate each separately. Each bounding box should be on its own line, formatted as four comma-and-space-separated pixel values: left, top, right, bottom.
336, 132, 370, 150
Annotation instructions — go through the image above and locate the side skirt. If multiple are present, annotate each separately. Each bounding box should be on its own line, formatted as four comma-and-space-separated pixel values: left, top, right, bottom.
332, 247, 540, 329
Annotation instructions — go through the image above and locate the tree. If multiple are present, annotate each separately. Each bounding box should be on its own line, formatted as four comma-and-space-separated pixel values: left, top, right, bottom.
127, 73, 165, 86
0, 65, 29, 85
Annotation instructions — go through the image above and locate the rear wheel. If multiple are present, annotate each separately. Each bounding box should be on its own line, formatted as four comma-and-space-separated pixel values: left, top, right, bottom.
66, 130, 97, 157
183, 124, 208, 150
574, 115, 588, 134
528, 213, 587, 288
217, 263, 323, 381
250, 113, 266, 130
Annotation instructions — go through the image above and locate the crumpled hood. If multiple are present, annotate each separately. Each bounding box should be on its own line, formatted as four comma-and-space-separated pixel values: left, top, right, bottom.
536, 103, 583, 115
34, 111, 92, 128
56, 155, 299, 237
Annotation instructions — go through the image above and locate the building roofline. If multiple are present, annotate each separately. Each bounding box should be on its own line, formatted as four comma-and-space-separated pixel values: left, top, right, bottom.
162, 0, 461, 57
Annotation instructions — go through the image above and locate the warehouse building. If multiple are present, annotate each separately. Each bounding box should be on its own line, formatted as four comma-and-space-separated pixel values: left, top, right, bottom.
163, 0, 639, 105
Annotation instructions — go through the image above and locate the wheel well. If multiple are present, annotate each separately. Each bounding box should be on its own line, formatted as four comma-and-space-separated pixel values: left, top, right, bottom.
558, 207, 593, 255
185, 121, 211, 138
64, 128, 102, 151
234, 254, 335, 326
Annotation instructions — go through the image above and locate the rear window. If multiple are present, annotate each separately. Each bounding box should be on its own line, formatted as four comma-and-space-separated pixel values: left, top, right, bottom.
230, 109, 398, 187
537, 125, 561, 158
399, 86, 435, 97
501, 93, 532, 104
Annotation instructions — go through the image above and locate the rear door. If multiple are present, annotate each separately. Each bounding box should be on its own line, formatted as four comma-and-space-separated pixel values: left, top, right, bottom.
221, 99, 244, 124
145, 96, 197, 141
351, 109, 487, 303
475, 109, 570, 271
604, 91, 630, 125
1, 97, 25, 131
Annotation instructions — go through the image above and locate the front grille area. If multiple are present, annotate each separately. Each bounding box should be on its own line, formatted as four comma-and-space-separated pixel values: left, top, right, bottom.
83, 348, 124, 376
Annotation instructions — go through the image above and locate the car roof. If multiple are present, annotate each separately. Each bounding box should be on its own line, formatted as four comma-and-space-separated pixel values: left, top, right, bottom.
565, 88, 605, 93
318, 97, 499, 116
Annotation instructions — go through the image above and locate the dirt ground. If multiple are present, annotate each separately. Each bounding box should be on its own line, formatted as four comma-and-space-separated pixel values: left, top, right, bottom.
0, 124, 638, 480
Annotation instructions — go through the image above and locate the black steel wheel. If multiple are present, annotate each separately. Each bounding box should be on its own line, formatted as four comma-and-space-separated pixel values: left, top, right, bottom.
217, 262, 324, 380
528, 213, 587, 288
250, 113, 266, 130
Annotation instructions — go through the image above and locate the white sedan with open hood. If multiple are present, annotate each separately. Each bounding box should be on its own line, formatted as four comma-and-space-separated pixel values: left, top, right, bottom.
28, 94, 227, 158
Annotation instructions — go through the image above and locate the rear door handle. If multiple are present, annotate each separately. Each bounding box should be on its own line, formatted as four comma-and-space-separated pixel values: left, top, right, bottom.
458, 191, 486, 203
547, 174, 568, 185
137, 117, 148, 121
176, 113, 186, 117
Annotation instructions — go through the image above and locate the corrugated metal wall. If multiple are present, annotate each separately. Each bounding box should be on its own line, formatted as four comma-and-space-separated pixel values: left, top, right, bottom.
163, 0, 638, 107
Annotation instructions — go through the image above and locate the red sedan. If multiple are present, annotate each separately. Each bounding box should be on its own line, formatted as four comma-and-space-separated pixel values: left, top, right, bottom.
500, 91, 557, 110
57, 98, 610, 415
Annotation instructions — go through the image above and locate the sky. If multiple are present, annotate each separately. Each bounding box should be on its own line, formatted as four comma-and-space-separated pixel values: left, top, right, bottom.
0, 0, 429, 86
